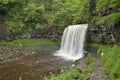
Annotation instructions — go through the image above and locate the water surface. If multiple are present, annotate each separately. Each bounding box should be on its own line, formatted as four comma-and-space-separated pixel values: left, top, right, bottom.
0, 45, 73, 80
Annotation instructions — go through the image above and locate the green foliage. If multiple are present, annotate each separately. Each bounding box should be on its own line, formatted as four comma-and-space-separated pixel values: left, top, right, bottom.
43, 68, 82, 80
0, 39, 59, 47
92, 0, 120, 29
0, 0, 27, 36
72, 0, 90, 24
0, 0, 90, 39
0, 0, 21, 4
43, 68, 81, 80
96, 0, 120, 12
98, 12, 120, 24
98, 45, 120, 80
88, 43, 99, 48
23, 1, 45, 28
52, 0, 90, 30
0, 0, 48, 38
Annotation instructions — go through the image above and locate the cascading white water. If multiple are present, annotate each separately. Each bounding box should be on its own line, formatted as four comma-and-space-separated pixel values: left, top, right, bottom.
54, 24, 88, 61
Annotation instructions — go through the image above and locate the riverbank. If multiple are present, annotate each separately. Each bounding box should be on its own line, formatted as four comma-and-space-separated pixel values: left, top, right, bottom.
0, 39, 60, 63
0, 46, 31, 62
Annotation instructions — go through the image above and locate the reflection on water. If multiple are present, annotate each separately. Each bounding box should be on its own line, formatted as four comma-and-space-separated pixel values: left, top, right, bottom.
0, 46, 73, 80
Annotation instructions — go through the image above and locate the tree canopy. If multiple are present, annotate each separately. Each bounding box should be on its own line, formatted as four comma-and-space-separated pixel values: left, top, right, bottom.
0, 0, 90, 39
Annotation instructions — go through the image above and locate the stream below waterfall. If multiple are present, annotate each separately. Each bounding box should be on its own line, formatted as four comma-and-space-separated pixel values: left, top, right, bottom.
0, 24, 88, 80
0, 44, 73, 80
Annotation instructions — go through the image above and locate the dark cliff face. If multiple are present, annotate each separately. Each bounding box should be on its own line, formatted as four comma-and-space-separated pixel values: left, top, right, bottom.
0, 16, 9, 40
88, 0, 120, 44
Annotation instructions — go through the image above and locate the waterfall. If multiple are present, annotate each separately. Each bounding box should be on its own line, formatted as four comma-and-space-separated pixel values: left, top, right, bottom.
54, 24, 88, 61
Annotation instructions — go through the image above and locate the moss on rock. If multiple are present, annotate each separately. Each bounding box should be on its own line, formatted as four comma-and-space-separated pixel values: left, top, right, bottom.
89, 0, 120, 44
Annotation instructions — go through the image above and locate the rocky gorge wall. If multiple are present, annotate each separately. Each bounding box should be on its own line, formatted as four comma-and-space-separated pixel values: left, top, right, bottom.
88, 0, 120, 44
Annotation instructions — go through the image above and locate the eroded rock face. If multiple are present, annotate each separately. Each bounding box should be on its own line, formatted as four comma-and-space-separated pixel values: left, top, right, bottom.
88, 0, 120, 44
31, 27, 62, 39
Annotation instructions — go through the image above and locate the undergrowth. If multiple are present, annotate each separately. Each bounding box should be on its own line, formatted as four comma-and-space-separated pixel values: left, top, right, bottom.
96, 0, 120, 12
98, 45, 120, 80
90, 43, 120, 80
88, 43, 120, 80
98, 12, 120, 24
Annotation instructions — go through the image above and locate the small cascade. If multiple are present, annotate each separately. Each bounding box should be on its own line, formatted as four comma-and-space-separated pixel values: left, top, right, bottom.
54, 24, 88, 61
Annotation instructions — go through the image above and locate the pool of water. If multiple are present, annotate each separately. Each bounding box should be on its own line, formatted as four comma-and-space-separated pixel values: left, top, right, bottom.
0, 45, 73, 80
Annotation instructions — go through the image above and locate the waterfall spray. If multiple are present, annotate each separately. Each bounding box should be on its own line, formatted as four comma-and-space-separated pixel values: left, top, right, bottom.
54, 24, 88, 61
